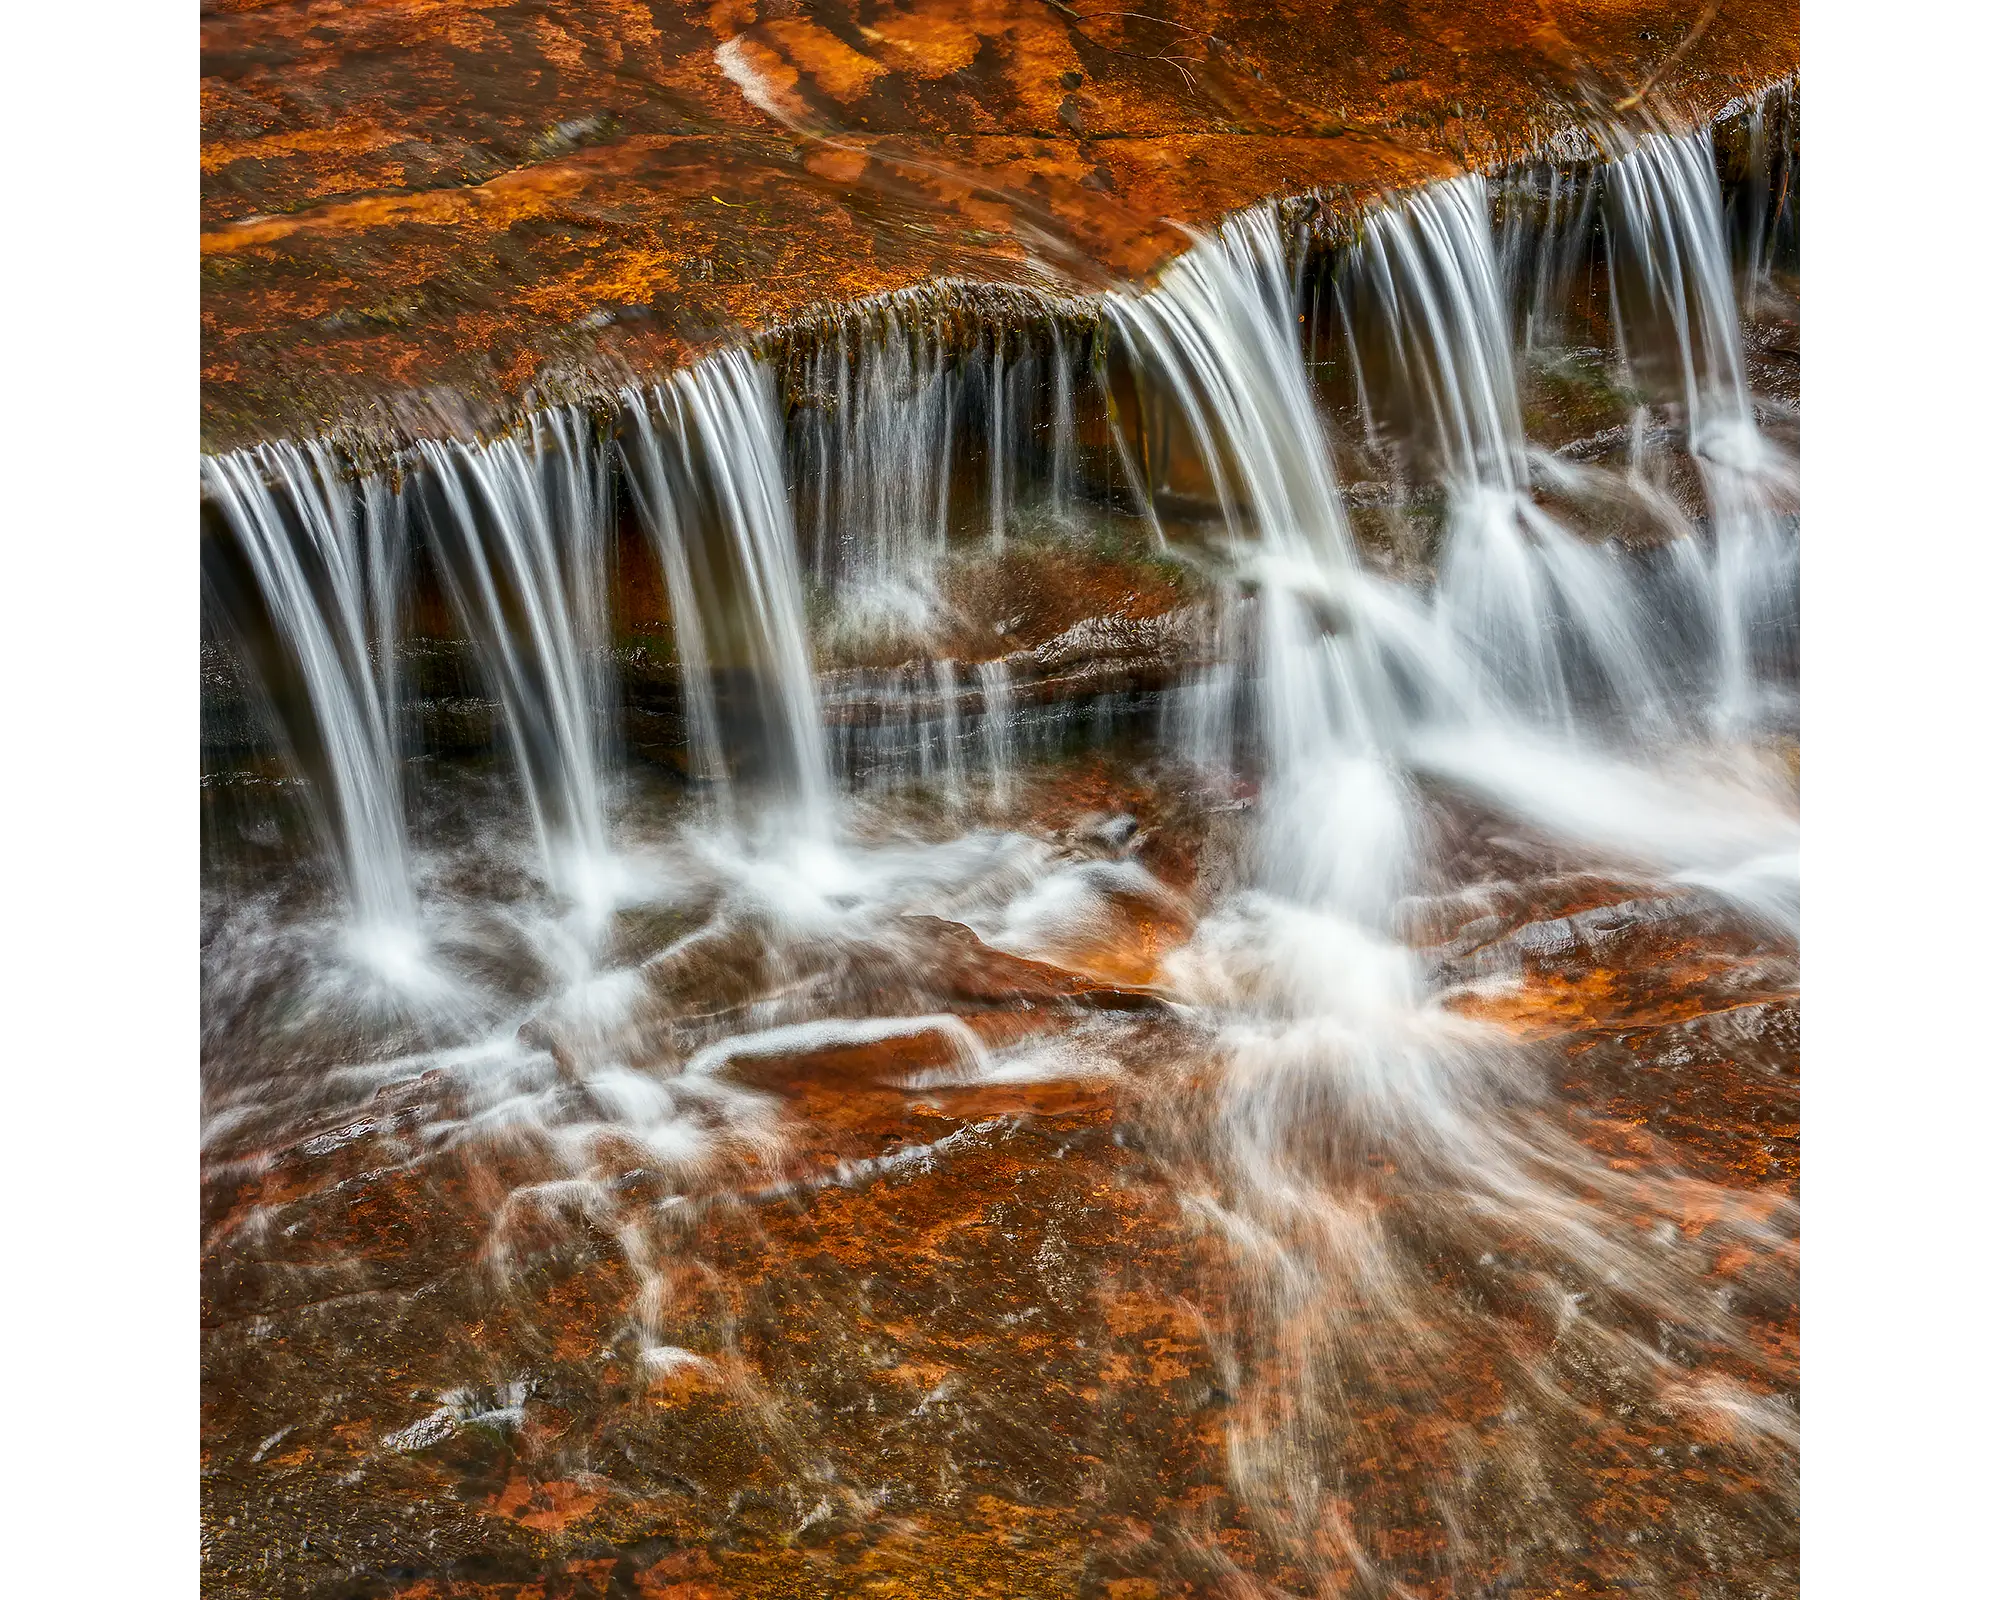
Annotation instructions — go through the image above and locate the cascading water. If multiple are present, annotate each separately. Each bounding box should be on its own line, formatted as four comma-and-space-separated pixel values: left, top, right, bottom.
619, 398, 730, 798
627, 348, 833, 832
986, 326, 1011, 549
1499, 162, 1599, 354
805, 311, 961, 640
1047, 318, 1079, 522
1351, 175, 1673, 738
1092, 138, 1798, 1577
1605, 129, 1799, 735
418, 405, 617, 915
202, 442, 421, 973
1108, 208, 1430, 924
977, 658, 1016, 806
201, 97, 1799, 1600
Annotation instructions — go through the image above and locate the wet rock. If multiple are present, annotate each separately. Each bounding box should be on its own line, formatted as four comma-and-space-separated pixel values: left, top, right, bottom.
203, 757, 1797, 1600
903, 913, 1167, 1011
199, 1, 1798, 447
699, 1018, 974, 1098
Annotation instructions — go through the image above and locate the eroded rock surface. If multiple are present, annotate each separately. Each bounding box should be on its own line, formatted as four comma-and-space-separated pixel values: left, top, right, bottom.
202, 756, 1799, 1599
201, 0, 1797, 446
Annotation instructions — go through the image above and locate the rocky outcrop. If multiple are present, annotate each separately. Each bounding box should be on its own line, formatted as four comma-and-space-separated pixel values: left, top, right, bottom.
201, 0, 1797, 448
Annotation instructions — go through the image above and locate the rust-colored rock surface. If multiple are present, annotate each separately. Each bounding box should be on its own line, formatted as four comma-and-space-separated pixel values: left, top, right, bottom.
201, 0, 1797, 447
202, 756, 1799, 1599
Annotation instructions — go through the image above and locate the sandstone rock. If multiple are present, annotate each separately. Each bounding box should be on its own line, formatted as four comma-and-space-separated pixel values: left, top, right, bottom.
200, 0, 1798, 447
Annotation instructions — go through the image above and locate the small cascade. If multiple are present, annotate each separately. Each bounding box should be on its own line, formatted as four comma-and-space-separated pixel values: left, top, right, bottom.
619, 403, 730, 797
1352, 174, 1669, 736
1729, 80, 1798, 298
1605, 128, 1798, 734
202, 96, 1801, 1599
933, 658, 967, 804
417, 406, 616, 909
977, 658, 1016, 807
198, 119, 1795, 921
985, 327, 1011, 549
627, 349, 833, 831
1047, 318, 1079, 522
1496, 162, 1599, 354
1093, 145, 1799, 1574
1109, 208, 1427, 923
825, 660, 987, 799
202, 442, 419, 960
809, 312, 961, 640
1090, 149, 1797, 923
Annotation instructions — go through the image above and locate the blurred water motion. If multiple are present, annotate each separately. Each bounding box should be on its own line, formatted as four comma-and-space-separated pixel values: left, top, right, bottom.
201, 105, 1798, 1598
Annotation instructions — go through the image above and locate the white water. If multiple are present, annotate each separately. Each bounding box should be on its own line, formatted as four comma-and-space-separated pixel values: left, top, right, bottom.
419, 405, 617, 917
1092, 141, 1796, 1567
204, 111, 1796, 1590
629, 349, 834, 835
202, 132, 1795, 1046
619, 393, 730, 797
1091, 169, 1792, 927
1606, 130, 1798, 734
1047, 319, 1079, 522
810, 312, 961, 640
1498, 162, 1598, 354
203, 442, 420, 971
1109, 208, 1434, 924
977, 658, 1016, 808
986, 328, 1010, 549
1355, 175, 1672, 739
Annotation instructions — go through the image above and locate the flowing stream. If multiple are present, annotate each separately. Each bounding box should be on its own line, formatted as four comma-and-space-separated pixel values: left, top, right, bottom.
201, 108, 1799, 1594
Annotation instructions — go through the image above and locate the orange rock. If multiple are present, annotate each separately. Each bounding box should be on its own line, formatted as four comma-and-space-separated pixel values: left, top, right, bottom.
200, 0, 1797, 446
486, 1472, 609, 1532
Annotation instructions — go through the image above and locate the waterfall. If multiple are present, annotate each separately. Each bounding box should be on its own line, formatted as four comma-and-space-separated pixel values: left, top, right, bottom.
1109, 210, 1432, 924
1497, 162, 1598, 354
1092, 146, 1796, 919
986, 329, 1010, 549
1094, 162, 1799, 1573
977, 658, 1016, 808
1745, 83, 1798, 293
1605, 129, 1798, 734
1048, 320, 1079, 521
199, 129, 1792, 924
202, 442, 418, 954
417, 405, 615, 907
805, 326, 843, 585
815, 310, 961, 640
1354, 175, 1670, 735
628, 349, 833, 831
619, 397, 730, 798
933, 658, 967, 805
203, 101, 1800, 1597
822, 659, 979, 798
